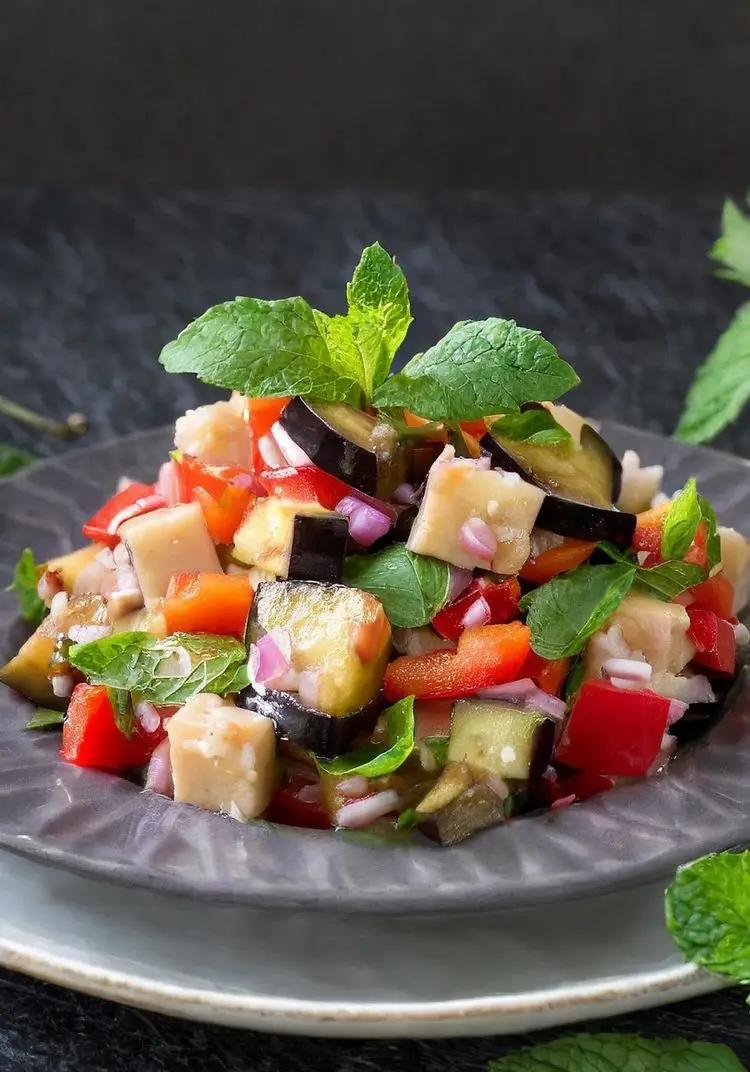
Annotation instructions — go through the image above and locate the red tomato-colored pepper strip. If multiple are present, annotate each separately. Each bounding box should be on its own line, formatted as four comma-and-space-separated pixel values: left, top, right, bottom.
519, 651, 571, 697
687, 608, 736, 675
266, 787, 331, 830
164, 572, 254, 639
173, 454, 257, 544
62, 684, 166, 770
260, 464, 354, 511
247, 396, 291, 472
519, 539, 596, 585
687, 573, 734, 620
383, 622, 531, 702
82, 482, 164, 549
431, 577, 521, 641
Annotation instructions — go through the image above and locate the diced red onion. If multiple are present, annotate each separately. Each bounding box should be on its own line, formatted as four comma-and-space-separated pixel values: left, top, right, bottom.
334, 790, 400, 829
156, 461, 183, 506
145, 737, 173, 797
296, 670, 320, 709
107, 493, 167, 535
51, 674, 73, 699
461, 595, 491, 630
551, 794, 576, 811
667, 698, 689, 726
734, 622, 750, 646
257, 433, 286, 470
524, 687, 567, 721
67, 623, 112, 644
393, 483, 416, 505
447, 566, 473, 602
336, 775, 369, 799
602, 657, 652, 684
295, 783, 323, 805
270, 422, 313, 467
249, 629, 292, 686
49, 590, 69, 620
458, 517, 497, 563
37, 570, 63, 606
335, 495, 393, 547
477, 678, 537, 701
135, 700, 161, 734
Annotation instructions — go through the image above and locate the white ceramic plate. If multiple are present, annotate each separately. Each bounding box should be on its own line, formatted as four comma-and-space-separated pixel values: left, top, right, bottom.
0, 849, 723, 1038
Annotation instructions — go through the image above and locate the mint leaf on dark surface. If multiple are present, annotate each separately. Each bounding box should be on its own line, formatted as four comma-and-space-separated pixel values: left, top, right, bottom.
489, 1033, 745, 1071
6, 548, 46, 626
676, 302, 750, 444
711, 197, 750, 288
0, 444, 35, 477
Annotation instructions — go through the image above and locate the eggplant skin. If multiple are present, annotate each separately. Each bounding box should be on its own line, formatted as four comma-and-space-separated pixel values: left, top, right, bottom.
238, 687, 381, 756
418, 783, 509, 846
279, 397, 379, 495
536, 495, 636, 547
288, 514, 349, 584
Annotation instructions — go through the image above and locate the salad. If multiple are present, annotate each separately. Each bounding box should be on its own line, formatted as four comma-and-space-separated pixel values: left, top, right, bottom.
3, 243, 749, 846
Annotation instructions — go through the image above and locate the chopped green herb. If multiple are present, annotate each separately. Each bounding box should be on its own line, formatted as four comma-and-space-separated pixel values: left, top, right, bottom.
598, 540, 706, 601
6, 548, 46, 626
420, 735, 449, 770
25, 707, 65, 730
0, 445, 35, 477
343, 544, 450, 628
488, 1033, 745, 1071
317, 697, 415, 778
490, 408, 571, 446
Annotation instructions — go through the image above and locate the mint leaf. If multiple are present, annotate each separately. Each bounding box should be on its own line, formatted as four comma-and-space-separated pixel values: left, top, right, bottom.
491, 408, 571, 446
666, 850, 750, 983
421, 735, 449, 769
0, 445, 35, 477
159, 295, 362, 406
343, 543, 450, 628
711, 197, 750, 288
519, 563, 636, 659
699, 493, 721, 571
489, 1033, 745, 1071
107, 686, 137, 739
6, 548, 46, 626
372, 318, 579, 421
661, 478, 700, 560
317, 696, 415, 777
346, 242, 412, 389
636, 559, 705, 601
676, 302, 750, 444
25, 707, 65, 730
69, 631, 248, 705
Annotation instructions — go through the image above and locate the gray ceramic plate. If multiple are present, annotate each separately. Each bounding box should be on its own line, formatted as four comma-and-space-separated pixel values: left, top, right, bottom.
0, 423, 749, 914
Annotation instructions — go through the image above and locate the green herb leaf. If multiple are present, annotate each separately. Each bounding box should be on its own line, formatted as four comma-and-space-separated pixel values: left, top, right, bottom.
519, 563, 636, 659
0, 445, 35, 477
488, 1033, 745, 1071
396, 807, 422, 831
6, 548, 46, 626
491, 408, 571, 446
421, 735, 449, 769
699, 493, 721, 571
563, 657, 585, 704
636, 560, 706, 601
661, 478, 700, 560
159, 295, 362, 406
711, 197, 750, 288
675, 302, 750, 444
107, 686, 137, 739
372, 318, 579, 420
342, 543, 450, 628
346, 242, 412, 390
666, 850, 750, 983
69, 631, 248, 706
317, 696, 415, 778
25, 707, 65, 730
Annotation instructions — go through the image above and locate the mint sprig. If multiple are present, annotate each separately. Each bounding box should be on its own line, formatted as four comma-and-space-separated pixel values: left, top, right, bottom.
6, 547, 46, 626
491, 408, 571, 446
317, 696, 414, 778
711, 197, 750, 288
489, 1034, 745, 1071
342, 543, 450, 628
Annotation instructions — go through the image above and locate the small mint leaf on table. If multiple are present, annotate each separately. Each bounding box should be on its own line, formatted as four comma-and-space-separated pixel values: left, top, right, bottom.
488, 1033, 746, 1071
0, 445, 35, 477
6, 548, 46, 626
372, 318, 579, 420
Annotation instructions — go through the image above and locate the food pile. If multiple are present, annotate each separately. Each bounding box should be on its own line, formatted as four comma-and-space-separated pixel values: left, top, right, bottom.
3, 244, 749, 845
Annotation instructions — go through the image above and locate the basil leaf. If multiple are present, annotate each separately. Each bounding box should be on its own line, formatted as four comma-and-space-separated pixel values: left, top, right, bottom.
107, 686, 137, 739
69, 631, 248, 706
490, 409, 571, 446
661, 478, 700, 560
317, 696, 415, 778
519, 563, 636, 659
0, 445, 35, 477
666, 851, 750, 984
25, 707, 65, 730
489, 1034, 745, 1071
711, 197, 750, 288
160, 295, 362, 406
6, 548, 46, 626
372, 318, 579, 420
343, 543, 450, 628
675, 302, 750, 444
636, 560, 706, 601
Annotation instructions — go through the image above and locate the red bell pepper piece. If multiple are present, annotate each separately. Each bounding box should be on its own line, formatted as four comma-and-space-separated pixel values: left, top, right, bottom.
520, 539, 596, 585
164, 572, 254, 639
431, 577, 521, 641
533, 766, 615, 808
173, 454, 257, 544
520, 651, 570, 697
247, 396, 291, 472
687, 608, 736, 675
266, 787, 330, 830
687, 573, 735, 620
384, 622, 531, 702
82, 482, 165, 548
260, 464, 354, 511
555, 679, 670, 777
62, 684, 166, 770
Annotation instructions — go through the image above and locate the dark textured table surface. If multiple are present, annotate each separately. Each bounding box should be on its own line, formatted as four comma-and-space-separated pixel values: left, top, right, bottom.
1, 188, 749, 1067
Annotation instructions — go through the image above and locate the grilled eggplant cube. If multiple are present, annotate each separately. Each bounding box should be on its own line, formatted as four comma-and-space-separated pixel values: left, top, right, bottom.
288, 514, 349, 583
233, 497, 337, 578
242, 580, 391, 752
418, 782, 510, 846
279, 397, 406, 500
447, 700, 555, 783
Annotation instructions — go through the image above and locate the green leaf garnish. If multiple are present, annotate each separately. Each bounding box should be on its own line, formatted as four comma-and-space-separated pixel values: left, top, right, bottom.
488, 1034, 745, 1071
107, 686, 137, 739
6, 548, 46, 626
490, 408, 571, 446
0, 445, 35, 477
396, 807, 422, 831
666, 850, 750, 984
698, 492, 721, 572
372, 318, 579, 420
675, 302, 750, 444
342, 543, 450, 628
661, 478, 700, 561
711, 197, 750, 288
345, 242, 412, 392
25, 707, 65, 730
420, 735, 449, 770
69, 631, 248, 706
317, 697, 415, 778
598, 538, 707, 601
519, 563, 636, 659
